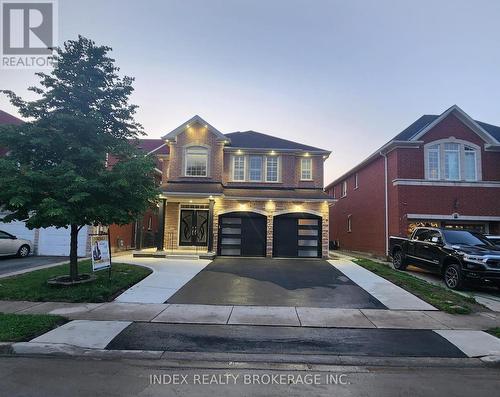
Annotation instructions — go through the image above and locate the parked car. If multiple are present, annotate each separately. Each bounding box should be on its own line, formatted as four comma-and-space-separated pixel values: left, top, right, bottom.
0, 230, 33, 257
389, 227, 500, 290
485, 235, 500, 247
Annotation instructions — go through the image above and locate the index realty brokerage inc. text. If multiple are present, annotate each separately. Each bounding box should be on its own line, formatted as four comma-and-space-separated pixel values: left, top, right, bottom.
150, 372, 350, 386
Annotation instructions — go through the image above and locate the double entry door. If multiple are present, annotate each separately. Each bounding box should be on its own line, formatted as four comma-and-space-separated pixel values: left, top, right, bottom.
179, 209, 209, 246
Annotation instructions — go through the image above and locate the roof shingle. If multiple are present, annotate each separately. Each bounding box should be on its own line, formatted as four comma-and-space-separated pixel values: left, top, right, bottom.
224, 131, 329, 152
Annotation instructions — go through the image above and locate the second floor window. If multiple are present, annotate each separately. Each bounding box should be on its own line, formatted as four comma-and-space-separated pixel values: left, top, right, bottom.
341, 181, 347, 197
185, 146, 208, 177
426, 141, 479, 181
249, 156, 263, 181
266, 156, 278, 182
233, 155, 245, 181
300, 158, 312, 180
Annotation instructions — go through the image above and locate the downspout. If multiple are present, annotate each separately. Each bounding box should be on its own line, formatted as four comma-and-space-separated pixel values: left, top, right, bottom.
380, 151, 389, 257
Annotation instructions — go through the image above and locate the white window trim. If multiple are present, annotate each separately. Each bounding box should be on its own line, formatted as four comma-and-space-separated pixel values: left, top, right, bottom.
426, 144, 441, 180
300, 158, 313, 181
232, 155, 246, 182
424, 138, 482, 182
341, 181, 347, 198
444, 143, 461, 181
265, 156, 280, 183
464, 146, 477, 181
184, 145, 209, 177
354, 173, 359, 189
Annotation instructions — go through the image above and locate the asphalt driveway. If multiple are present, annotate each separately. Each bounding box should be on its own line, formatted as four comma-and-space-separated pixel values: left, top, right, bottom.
167, 258, 386, 308
0, 255, 67, 276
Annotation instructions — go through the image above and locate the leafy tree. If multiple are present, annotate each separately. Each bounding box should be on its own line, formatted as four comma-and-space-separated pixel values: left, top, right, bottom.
0, 36, 159, 281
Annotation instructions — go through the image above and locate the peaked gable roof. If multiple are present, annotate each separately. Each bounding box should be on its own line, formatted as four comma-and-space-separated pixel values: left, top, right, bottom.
325, 105, 500, 189
162, 115, 228, 142
130, 138, 169, 155
0, 110, 23, 125
224, 131, 330, 153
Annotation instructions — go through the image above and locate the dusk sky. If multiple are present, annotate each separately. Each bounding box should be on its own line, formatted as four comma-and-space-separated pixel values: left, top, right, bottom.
1, 0, 499, 183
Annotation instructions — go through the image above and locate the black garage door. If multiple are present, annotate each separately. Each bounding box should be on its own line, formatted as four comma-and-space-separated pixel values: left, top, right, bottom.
218, 212, 267, 257
273, 213, 322, 258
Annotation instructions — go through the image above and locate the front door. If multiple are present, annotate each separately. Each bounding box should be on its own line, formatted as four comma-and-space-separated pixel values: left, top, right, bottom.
179, 210, 209, 246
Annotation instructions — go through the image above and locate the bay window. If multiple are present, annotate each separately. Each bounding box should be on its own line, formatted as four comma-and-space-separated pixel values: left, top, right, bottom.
425, 140, 480, 181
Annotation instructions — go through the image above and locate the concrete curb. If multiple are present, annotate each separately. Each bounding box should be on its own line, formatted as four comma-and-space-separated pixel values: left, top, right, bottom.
0, 342, 487, 368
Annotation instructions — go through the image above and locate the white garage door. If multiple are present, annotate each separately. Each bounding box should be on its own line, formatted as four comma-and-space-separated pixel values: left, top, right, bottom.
0, 220, 36, 243
38, 226, 88, 257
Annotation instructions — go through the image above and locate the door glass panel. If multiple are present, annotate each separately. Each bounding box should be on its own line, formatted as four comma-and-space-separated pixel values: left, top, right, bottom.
221, 248, 241, 256
196, 211, 208, 244
179, 210, 194, 244
221, 237, 241, 245
222, 227, 240, 235
298, 219, 318, 226
298, 229, 318, 236
222, 218, 241, 225
298, 249, 318, 257
299, 239, 318, 246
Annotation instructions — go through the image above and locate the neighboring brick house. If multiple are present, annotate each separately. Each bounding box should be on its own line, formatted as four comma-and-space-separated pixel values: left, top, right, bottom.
156, 115, 332, 258
325, 105, 500, 257
107, 139, 169, 253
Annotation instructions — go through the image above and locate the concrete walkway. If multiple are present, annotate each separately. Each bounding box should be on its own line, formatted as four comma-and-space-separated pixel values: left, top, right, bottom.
112, 255, 210, 303
3, 300, 500, 330
328, 259, 437, 310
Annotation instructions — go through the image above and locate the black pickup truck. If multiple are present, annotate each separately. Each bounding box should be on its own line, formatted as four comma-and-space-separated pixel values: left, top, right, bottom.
389, 227, 500, 290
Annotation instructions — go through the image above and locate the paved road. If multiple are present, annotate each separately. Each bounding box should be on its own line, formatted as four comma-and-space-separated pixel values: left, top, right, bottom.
0, 256, 67, 276
107, 323, 465, 358
168, 258, 385, 308
1, 356, 499, 397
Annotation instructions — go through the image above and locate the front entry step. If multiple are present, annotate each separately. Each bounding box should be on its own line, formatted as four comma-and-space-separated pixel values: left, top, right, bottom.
132, 251, 216, 260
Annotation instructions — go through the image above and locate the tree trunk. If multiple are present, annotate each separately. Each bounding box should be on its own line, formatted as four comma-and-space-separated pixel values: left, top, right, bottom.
69, 224, 79, 281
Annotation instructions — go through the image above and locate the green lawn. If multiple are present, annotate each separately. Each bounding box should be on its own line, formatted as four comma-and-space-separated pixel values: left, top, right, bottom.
353, 258, 482, 314
0, 260, 152, 303
487, 328, 500, 339
0, 313, 67, 342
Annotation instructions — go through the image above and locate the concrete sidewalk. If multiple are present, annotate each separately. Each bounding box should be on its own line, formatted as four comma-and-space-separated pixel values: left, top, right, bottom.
3, 300, 500, 330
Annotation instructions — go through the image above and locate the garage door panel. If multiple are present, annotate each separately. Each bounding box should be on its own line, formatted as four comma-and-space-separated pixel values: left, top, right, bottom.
274, 213, 321, 258
38, 226, 88, 256
0, 220, 35, 243
219, 212, 266, 257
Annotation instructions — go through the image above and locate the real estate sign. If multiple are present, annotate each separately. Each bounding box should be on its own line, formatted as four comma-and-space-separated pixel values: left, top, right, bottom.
91, 235, 111, 271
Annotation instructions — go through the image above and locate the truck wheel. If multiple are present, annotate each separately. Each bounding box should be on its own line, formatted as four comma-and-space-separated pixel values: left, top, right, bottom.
444, 263, 464, 290
392, 250, 407, 270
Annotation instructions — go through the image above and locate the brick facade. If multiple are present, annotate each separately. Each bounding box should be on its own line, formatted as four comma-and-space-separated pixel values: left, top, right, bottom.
326, 111, 500, 257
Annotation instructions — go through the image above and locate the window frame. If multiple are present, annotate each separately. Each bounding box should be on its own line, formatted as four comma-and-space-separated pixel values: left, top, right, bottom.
347, 215, 352, 232
354, 173, 359, 189
300, 157, 313, 181
444, 142, 461, 181
265, 156, 279, 183
341, 181, 347, 198
232, 155, 246, 182
184, 146, 209, 177
424, 139, 481, 182
248, 155, 263, 182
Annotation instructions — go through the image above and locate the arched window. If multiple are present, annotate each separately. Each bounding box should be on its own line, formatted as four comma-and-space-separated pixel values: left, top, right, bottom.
425, 140, 480, 181
185, 146, 208, 177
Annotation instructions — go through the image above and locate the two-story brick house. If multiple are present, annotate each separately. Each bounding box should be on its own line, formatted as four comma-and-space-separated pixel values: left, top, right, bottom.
325, 105, 500, 257
156, 115, 332, 258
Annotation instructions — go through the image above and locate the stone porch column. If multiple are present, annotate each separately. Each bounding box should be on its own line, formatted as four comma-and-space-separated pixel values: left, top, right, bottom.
208, 198, 215, 252
156, 198, 167, 251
